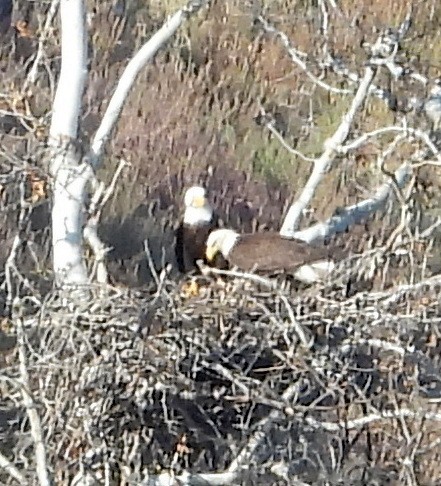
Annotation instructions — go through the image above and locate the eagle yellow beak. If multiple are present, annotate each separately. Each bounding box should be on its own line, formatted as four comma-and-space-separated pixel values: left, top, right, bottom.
192, 196, 206, 208
205, 245, 217, 262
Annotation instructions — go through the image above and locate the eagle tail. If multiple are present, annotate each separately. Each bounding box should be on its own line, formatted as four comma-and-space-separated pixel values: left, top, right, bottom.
294, 260, 335, 284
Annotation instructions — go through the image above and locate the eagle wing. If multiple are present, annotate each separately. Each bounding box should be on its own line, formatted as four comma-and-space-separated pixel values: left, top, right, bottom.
174, 222, 186, 273
229, 232, 333, 273
175, 220, 216, 273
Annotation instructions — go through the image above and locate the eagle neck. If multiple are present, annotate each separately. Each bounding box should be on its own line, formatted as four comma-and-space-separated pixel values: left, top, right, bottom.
184, 206, 213, 226
222, 232, 240, 257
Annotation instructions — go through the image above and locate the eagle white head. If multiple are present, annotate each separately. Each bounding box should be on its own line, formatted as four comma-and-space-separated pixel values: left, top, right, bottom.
183, 186, 213, 226
206, 229, 239, 261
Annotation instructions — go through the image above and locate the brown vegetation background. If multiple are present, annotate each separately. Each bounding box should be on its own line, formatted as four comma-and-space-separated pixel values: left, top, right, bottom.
1, 2, 441, 484
0, 0, 440, 290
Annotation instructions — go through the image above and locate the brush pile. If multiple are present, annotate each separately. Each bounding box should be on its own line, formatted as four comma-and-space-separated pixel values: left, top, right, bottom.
2, 268, 441, 485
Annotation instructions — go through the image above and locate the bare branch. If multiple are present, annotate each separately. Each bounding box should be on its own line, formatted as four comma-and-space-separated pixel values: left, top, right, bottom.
201, 264, 276, 288
261, 109, 315, 163
84, 159, 128, 284
342, 338, 407, 357
14, 300, 52, 486
89, 0, 211, 169
280, 66, 376, 236
0, 452, 26, 484
201, 265, 310, 347
144, 239, 161, 288
1, 176, 38, 308
25, 0, 60, 86
83, 216, 111, 284
306, 408, 441, 433
293, 162, 411, 243
371, 273, 441, 306
420, 218, 441, 239
258, 16, 351, 95
319, 9, 416, 110
142, 469, 311, 486
141, 470, 239, 486
340, 126, 441, 161
88, 159, 128, 219
227, 382, 300, 474
49, 0, 86, 142
49, 0, 90, 285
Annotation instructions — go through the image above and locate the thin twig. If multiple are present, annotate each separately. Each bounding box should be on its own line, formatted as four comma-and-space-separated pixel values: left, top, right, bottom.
258, 16, 351, 95
264, 117, 316, 163
13, 299, 52, 486
25, 0, 60, 86
85, 158, 128, 284
0, 452, 26, 484
201, 265, 276, 288
144, 239, 161, 287
305, 408, 441, 432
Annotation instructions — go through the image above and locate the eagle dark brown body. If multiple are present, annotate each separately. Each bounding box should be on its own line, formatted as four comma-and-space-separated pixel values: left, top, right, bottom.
175, 220, 216, 273
205, 229, 339, 282
227, 232, 333, 273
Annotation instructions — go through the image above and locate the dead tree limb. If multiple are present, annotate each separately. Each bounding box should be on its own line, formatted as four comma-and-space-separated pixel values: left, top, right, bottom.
13, 299, 52, 486
280, 66, 376, 236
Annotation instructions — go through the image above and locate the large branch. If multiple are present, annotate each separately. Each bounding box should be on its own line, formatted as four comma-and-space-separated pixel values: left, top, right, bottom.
88, 0, 210, 169
49, 0, 89, 286
259, 15, 414, 239
293, 163, 411, 243
49, 0, 210, 286
280, 67, 376, 236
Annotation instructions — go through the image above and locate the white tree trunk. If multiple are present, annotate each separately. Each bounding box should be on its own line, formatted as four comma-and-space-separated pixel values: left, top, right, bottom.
49, 0, 210, 286
49, 0, 89, 286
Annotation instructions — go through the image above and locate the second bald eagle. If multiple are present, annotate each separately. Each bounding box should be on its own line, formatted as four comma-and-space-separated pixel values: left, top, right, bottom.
205, 229, 337, 283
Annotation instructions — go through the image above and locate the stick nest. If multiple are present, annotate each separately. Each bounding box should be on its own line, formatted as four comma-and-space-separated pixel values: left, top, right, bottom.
2, 272, 441, 485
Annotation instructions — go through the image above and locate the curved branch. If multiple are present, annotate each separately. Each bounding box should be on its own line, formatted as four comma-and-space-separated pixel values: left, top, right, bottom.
280, 67, 376, 236
340, 126, 441, 159
258, 16, 351, 95
293, 163, 412, 243
89, 0, 211, 168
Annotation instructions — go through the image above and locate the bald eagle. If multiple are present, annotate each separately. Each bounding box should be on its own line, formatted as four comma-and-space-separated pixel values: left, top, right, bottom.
175, 186, 218, 273
205, 229, 336, 283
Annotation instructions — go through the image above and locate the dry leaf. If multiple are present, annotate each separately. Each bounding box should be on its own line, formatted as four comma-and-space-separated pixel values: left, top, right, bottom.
15, 20, 33, 38
180, 279, 200, 298
28, 171, 47, 203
